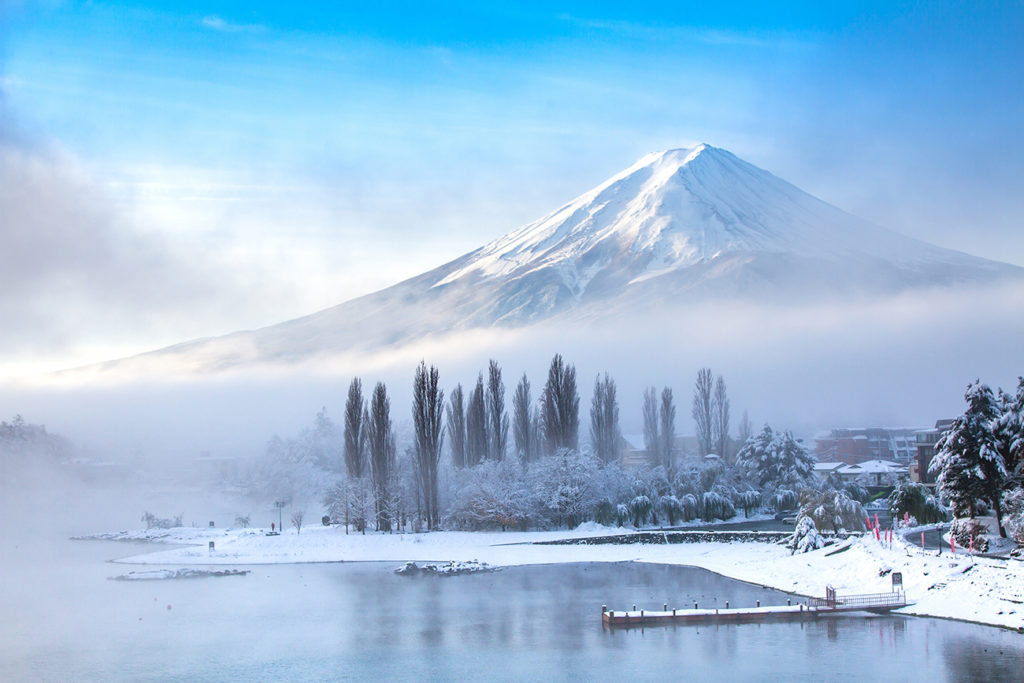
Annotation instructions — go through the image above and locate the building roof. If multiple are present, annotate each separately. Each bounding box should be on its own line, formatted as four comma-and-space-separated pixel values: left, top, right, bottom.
837, 459, 907, 475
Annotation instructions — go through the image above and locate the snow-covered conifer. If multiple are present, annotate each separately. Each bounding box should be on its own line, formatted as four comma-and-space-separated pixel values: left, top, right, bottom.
930, 381, 1008, 536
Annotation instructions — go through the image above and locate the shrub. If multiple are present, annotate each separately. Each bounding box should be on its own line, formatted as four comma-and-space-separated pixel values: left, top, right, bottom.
789, 516, 825, 554
950, 517, 989, 552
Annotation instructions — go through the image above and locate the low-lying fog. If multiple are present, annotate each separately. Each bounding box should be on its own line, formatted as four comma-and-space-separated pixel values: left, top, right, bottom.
4, 280, 1022, 461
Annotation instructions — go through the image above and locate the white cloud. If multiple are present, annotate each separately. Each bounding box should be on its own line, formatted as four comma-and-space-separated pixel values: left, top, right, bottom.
200, 15, 265, 34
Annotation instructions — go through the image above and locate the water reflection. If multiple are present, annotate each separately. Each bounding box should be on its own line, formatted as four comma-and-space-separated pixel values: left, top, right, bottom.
3, 545, 1023, 682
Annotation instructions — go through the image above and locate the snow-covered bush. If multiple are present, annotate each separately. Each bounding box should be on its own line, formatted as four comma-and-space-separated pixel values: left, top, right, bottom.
888, 481, 948, 525
679, 493, 699, 522
701, 490, 735, 521
950, 517, 990, 552
789, 516, 825, 554
736, 425, 817, 491
447, 458, 534, 530
734, 489, 762, 518
533, 449, 602, 529
771, 489, 799, 512
629, 495, 653, 528
798, 490, 866, 533
594, 499, 616, 526
141, 512, 182, 529
659, 495, 683, 526
616, 503, 630, 527
896, 514, 918, 529
1003, 487, 1024, 544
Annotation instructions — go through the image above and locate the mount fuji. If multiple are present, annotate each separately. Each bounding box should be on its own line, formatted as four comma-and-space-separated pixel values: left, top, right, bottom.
92, 144, 1021, 373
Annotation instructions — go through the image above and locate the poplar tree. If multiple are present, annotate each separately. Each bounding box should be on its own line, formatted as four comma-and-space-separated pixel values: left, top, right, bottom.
412, 361, 444, 529
659, 387, 675, 471
466, 373, 488, 466
711, 375, 730, 460
446, 383, 466, 468
368, 382, 396, 532
486, 360, 509, 460
589, 373, 620, 464
692, 368, 713, 456
541, 353, 579, 453
343, 378, 366, 479
513, 373, 534, 461
642, 387, 660, 467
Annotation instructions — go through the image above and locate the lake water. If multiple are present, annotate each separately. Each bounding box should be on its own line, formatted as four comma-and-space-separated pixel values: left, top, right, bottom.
2, 540, 1022, 681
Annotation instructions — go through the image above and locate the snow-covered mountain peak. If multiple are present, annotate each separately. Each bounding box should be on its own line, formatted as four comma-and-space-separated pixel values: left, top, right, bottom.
89, 145, 1021, 374
432, 143, 974, 296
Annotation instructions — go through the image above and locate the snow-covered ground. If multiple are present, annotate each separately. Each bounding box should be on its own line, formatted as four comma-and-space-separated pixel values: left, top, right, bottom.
94, 523, 1022, 630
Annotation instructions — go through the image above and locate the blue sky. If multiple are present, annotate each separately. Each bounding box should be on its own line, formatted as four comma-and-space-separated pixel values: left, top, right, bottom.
2, 1, 1023, 373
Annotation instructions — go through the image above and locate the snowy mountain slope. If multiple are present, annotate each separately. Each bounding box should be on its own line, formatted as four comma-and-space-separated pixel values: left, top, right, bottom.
85, 145, 1022, 373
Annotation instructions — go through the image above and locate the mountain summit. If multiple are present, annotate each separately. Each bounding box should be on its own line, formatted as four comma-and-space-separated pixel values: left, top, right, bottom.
91, 145, 1021, 372
431, 143, 1006, 311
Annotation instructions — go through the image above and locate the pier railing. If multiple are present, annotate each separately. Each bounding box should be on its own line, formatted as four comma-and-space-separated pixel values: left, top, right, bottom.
809, 591, 906, 610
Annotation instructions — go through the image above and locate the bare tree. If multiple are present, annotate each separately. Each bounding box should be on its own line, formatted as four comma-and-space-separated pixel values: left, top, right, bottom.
368, 382, 396, 532
446, 383, 466, 468
466, 373, 488, 467
291, 510, 304, 534
542, 353, 579, 454
692, 368, 713, 456
737, 410, 753, 451
589, 373, 620, 464
642, 386, 660, 466
486, 360, 509, 461
513, 373, 534, 461
344, 378, 366, 479
660, 387, 676, 471
412, 361, 445, 530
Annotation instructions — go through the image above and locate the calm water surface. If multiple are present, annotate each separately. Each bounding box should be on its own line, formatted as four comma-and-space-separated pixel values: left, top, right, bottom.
2, 540, 1021, 681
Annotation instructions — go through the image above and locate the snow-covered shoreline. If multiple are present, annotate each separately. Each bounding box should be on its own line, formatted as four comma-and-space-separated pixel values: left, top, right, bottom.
88, 523, 1022, 631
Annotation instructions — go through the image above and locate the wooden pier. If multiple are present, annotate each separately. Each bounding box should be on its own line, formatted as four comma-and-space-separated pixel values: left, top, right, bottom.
602, 589, 908, 628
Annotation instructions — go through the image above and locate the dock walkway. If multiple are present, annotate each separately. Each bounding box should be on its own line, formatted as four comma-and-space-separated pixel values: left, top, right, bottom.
602, 590, 908, 627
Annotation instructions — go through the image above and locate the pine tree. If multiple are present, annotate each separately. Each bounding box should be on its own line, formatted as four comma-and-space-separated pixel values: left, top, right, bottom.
736, 425, 814, 491
736, 424, 776, 488
995, 377, 1023, 486
930, 381, 1008, 536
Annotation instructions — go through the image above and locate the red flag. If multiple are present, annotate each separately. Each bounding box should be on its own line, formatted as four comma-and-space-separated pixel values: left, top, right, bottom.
921, 532, 925, 548
866, 516, 872, 530
951, 536, 955, 553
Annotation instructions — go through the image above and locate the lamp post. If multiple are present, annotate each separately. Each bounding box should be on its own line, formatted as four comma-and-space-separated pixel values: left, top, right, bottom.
274, 500, 287, 533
